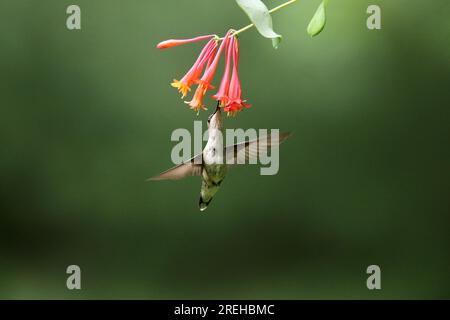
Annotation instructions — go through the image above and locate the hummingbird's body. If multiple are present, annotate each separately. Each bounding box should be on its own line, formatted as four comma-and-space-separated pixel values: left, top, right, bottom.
149, 104, 290, 211
198, 106, 227, 210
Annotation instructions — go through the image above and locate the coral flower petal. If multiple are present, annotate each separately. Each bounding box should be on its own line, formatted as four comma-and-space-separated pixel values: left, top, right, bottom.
187, 31, 233, 112
156, 34, 215, 49
171, 39, 217, 98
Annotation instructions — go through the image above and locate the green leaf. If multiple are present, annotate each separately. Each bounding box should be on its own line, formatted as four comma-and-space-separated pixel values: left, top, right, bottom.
307, 0, 328, 37
272, 37, 281, 49
236, 0, 282, 49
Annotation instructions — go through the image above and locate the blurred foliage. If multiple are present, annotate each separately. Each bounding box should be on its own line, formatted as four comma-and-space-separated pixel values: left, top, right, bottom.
0, 0, 449, 299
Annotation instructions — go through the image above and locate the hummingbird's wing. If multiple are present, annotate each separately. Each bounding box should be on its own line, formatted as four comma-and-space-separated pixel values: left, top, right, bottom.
147, 154, 203, 181
224, 131, 291, 165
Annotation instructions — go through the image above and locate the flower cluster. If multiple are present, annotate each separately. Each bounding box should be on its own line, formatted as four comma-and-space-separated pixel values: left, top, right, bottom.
157, 31, 250, 116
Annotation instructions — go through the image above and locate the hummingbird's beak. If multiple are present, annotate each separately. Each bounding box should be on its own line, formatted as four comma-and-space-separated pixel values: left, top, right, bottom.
208, 102, 222, 129
214, 102, 220, 114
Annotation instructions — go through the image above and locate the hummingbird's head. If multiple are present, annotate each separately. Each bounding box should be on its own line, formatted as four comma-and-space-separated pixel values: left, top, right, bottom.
207, 103, 223, 130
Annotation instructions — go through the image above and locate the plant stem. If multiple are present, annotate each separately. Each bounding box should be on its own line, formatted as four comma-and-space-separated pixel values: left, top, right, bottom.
230, 0, 298, 38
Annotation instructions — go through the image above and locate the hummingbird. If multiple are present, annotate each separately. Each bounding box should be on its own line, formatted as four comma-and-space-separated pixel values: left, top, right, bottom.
149, 103, 290, 211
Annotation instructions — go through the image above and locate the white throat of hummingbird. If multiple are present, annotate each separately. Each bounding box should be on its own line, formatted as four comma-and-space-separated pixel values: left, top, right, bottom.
207, 103, 223, 130
204, 103, 224, 166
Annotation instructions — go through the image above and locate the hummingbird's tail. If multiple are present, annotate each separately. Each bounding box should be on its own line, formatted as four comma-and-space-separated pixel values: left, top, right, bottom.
198, 183, 220, 212
199, 196, 213, 212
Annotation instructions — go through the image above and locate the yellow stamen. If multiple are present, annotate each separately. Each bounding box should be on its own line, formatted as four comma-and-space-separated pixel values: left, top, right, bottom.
171, 80, 191, 98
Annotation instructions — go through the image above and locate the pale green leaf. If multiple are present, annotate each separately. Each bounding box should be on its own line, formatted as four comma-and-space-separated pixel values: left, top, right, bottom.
236, 0, 282, 48
307, 0, 328, 37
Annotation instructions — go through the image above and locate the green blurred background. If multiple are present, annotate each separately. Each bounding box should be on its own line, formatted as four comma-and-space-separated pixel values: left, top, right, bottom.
0, 0, 449, 299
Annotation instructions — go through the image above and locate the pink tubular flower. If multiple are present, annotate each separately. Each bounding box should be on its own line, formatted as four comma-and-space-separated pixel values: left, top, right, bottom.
156, 34, 215, 49
187, 31, 233, 112
224, 38, 250, 115
171, 39, 217, 98
211, 36, 234, 106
